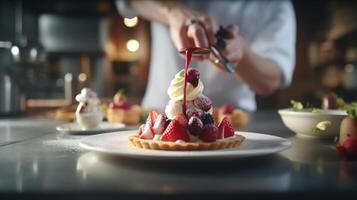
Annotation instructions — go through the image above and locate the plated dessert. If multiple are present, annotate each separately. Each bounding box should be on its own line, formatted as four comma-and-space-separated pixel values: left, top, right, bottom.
107, 90, 142, 125
75, 88, 103, 130
214, 103, 249, 128
129, 48, 245, 150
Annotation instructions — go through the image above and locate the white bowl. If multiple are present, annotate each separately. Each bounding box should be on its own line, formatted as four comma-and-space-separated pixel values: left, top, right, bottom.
278, 108, 347, 138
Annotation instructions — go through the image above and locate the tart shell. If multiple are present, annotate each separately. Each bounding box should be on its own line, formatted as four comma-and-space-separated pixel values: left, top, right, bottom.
128, 134, 245, 151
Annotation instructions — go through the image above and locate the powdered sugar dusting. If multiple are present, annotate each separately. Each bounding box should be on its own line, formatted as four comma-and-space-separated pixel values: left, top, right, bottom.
43, 139, 86, 153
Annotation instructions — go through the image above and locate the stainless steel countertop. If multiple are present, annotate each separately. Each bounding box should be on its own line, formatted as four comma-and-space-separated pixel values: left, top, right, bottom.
0, 112, 356, 199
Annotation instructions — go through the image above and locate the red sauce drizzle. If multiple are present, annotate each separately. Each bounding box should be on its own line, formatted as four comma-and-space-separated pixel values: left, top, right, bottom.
182, 48, 193, 118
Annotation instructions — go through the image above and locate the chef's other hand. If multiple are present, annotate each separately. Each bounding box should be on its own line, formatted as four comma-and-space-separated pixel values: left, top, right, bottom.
218, 24, 247, 70
167, 4, 218, 58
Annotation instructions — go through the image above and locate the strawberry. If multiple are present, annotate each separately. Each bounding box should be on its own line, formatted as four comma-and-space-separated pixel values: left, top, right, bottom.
153, 114, 167, 135
218, 117, 235, 139
137, 124, 144, 136
161, 119, 190, 142
145, 110, 159, 128
140, 123, 154, 139
199, 124, 219, 142
221, 104, 234, 114
175, 113, 188, 129
140, 111, 159, 139
193, 95, 212, 112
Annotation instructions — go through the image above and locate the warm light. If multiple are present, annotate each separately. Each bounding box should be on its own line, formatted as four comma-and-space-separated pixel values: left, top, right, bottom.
124, 16, 138, 27
126, 39, 140, 52
78, 73, 87, 82
11, 46, 19, 55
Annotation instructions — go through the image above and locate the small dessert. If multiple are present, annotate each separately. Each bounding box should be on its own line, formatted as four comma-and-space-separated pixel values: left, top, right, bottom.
55, 104, 77, 121
107, 90, 141, 125
215, 104, 249, 128
129, 48, 245, 151
75, 88, 103, 130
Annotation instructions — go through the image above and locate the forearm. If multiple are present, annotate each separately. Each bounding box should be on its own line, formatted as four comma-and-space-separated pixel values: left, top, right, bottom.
237, 49, 283, 96
128, 0, 179, 24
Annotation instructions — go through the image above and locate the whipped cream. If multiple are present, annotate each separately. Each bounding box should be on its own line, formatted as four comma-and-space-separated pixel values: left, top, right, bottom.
165, 100, 199, 119
167, 70, 203, 102
175, 140, 186, 144
75, 88, 99, 106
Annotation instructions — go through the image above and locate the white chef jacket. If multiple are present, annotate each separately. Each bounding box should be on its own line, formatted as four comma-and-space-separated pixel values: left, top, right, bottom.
116, 0, 296, 112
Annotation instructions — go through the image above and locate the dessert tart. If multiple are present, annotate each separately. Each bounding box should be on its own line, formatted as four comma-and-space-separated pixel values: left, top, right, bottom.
128, 48, 245, 151
215, 104, 249, 128
55, 104, 77, 121
107, 90, 141, 125
129, 134, 245, 151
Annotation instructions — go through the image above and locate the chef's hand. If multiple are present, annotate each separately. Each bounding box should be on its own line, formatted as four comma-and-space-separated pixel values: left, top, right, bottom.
217, 24, 247, 71
167, 4, 218, 58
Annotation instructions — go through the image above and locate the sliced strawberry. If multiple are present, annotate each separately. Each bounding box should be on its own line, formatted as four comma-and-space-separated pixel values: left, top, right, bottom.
140, 123, 154, 139
175, 113, 188, 129
199, 124, 219, 142
137, 124, 144, 136
153, 114, 167, 135
145, 110, 159, 127
218, 117, 235, 139
161, 119, 190, 142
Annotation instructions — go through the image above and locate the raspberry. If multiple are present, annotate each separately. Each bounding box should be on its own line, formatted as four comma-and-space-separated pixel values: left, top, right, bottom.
188, 116, 203, 136
187, 69, 200, 88
186, 109, 200, 119
343, 136, 357, 156
199, 124, 219, 142
200, 113, 214, 125
221, 103, 234, 114
193, 95, 212, 112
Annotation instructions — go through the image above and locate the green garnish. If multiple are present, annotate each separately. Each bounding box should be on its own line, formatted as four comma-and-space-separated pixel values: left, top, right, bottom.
347, 107, 357, 119
291, 100, 304, 111
311, 108, 322, 113
139, 111, 149, 123
313, 121, 331, 133
336, 98, 345, 109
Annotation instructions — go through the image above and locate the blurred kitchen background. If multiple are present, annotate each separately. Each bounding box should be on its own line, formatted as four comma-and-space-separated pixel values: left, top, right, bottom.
0, 0, 357, 115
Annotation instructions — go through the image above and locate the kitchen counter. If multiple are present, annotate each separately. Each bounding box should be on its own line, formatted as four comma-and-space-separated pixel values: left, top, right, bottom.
0, 111, 357, 200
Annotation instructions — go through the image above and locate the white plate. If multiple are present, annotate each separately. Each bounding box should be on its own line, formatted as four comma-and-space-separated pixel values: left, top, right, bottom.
56, 122, 126, 134
79, 131, 291, 160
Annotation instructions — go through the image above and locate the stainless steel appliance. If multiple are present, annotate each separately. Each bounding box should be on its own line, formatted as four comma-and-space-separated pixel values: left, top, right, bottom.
0, 41, 26, 115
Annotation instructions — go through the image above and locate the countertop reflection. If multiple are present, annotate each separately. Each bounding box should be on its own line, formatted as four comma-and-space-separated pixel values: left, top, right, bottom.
0, 111, 357, 199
